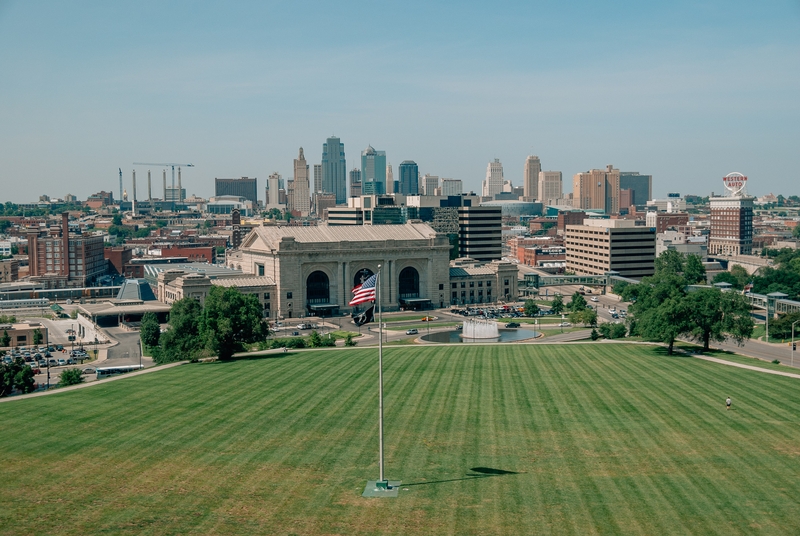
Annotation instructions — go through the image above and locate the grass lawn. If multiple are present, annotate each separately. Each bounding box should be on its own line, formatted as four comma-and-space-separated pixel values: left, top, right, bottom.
2, 344, 800, 535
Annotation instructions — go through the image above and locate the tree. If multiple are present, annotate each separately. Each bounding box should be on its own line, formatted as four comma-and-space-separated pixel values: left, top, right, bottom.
59, 368, 84, 386
523, 299, 539, 317
684, 254, 707, 284
598, 322, 627, 339
551, 294, 564, 315
655, 250, 686, 275
685, 288, 754, 352
139, 312, 160, 349
309, 330, 323, 348
569, 308, 597, 327
344, 333, 357, 346
14, 366, 36, 393
1, 330, 9, 348
157, 297, 204, 363
33, 329, 43, 346
627, 271, 690, 354
201, 286, 266, 360
712, 271, 740, 289
794, 225, 800, 239
569, 292, 587, 312
112, 214, 122, 226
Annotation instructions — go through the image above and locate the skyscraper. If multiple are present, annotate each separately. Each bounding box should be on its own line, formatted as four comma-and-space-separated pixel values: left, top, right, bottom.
619, 172, 653, 206
322, 136, 347, 204
292, 147, 311, 216
349, 168, 362, 197
422, 174, 439, 196
361, 145, 387, 195
313, 164, 322, 194
538, 171, 563, 204
386, 163, 394, 194
215, 177, 258, 205
523, 155, 541, 200
482, 159, 504, 198
398, 161, 419, 195
572, 165, 620, 214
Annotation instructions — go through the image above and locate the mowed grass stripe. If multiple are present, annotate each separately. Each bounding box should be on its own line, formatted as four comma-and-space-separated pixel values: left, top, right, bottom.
3, 344, 800, 535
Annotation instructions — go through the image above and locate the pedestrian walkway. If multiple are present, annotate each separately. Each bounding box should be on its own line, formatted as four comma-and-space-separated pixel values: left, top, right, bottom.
692, 354, 800, 379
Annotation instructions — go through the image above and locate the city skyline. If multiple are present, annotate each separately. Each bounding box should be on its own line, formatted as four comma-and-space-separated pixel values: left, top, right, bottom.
1, 1, 798, 203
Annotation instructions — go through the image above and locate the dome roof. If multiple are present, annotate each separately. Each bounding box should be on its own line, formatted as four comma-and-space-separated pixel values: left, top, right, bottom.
364, 145, 376, 155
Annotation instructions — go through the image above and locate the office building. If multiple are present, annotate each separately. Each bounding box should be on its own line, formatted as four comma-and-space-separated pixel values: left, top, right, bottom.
349, 168, 362, 198
708, 196, 754, 256
215, 177, 258, 206
565, 219, 656, 278
441, 179, 462, 196
361, 145, 387, 195
266, 172, 283, 210
27, 213, 106, 288
398, 161, 419, 195
572, 165, 620, 214
422, 174, 439, 196
164, 187, 186, 204
313, 164, 322, 194
524, 155, 541, 200
386, 163, 394, 194
291, 147, 311, 216
482, 159, 504, 198
619, 172, 653, 207
537, 171, 563, 205
322, 136, 347, 204
458, 205, 502, 261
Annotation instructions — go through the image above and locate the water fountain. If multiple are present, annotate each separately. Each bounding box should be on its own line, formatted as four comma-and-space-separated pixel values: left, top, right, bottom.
461, 318, 500, 340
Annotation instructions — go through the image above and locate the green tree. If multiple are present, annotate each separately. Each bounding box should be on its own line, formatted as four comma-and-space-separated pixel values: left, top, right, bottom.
655, 250, 686, 275
730, 265, 750, 289
712, 271, 740, 289
309, 330, 323, 348
569, 308, 597, 327
344, 333, 357, 347
523, 299, 539, 317
627, 271, 690, 354
59, 368, 84, 386
569, 292, 587, 312
14, 366, 36, 393
201, 286, 266, 360
1, 330, 9, 348
33, 329, 43, 346
685, 288, 754, 352
794, 225, 800, 239
684, 254, 707, 284
112, 214, 123, 226
139, 312, 161, 349
550, 294, 564, 315
157, 298, 204, 363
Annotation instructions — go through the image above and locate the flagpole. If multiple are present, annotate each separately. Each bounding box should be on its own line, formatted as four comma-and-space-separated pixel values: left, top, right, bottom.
377, 264, 385, 484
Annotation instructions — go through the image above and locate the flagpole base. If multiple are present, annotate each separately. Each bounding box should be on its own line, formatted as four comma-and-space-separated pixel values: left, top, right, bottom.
362, 480, 401, 498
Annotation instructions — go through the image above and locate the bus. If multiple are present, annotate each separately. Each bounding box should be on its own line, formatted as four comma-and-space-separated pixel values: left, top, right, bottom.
96, 365, 143, 380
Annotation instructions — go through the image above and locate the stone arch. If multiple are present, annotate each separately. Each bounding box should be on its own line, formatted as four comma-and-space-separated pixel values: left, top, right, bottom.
306, 270, 330, 305
398, 266, 420, 299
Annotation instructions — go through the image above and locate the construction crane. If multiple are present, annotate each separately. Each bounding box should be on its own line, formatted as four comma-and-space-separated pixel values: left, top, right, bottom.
132, 162, 194, 210
118, 168, 123, 203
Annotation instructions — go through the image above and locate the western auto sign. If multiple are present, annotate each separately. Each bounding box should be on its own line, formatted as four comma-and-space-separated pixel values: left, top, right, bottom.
722, 172, 747, 195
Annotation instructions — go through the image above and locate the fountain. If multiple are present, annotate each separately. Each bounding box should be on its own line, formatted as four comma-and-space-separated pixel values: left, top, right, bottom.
461, 318, 499, 340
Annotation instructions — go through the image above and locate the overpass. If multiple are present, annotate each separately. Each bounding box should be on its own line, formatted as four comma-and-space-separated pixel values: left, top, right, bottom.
519, 272, 639, 296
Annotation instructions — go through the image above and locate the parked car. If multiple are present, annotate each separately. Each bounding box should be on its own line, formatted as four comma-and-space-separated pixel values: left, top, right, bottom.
505, 322, 520, 328
66, 358, 75, 365
29, 366, 41, 375
48, 358, 58, 367
57, 358, 67, 366
590, 297, 599, 302
55, 345, 63, 351
405, 329, 419, 335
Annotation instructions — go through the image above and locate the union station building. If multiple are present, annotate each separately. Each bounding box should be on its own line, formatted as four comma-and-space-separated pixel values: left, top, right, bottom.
225, 222, 518, 318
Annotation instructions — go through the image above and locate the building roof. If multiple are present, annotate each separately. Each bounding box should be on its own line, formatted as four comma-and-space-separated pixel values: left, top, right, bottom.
116, 279, 157, 301
212, 276, 275, 288
245, 222, 440, 251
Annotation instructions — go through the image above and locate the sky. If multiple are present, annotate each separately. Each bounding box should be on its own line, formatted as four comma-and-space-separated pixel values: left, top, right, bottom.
1, 0, 799, 203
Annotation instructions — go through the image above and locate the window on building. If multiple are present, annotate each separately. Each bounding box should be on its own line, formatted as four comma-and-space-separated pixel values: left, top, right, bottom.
487, 281, 491, 287
469, 282, 474, 288
452, 283, 457, 289
478, 281, 483, 287
439, 284, 444, 290
461, 282, 465, 288
257, 264, 265, 276
264, 293, 270, 299
287, 292, 292, 299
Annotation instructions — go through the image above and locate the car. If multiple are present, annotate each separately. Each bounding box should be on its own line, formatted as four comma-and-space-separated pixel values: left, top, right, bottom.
37, 359, 48, 368
66, 358, 75, 365
1, 356, 12, 364
421, 316, 435, 321
55, 345, 63, 351
505, 322, 520, 328
29, 366, 41, 375
81, 367, 96, 375
557, 322, 572, 327
57, 358, 67, 366
48, 358, 58, 367
291, 331, 300, 336
405, 329, 419, 335
590, 297, 599, 302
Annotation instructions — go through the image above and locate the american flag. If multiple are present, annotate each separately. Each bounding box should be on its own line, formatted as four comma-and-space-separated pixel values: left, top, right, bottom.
349, 274, 377, 306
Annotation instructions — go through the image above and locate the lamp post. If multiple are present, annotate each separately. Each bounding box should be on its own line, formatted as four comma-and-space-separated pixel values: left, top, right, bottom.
792, 320, 799, 368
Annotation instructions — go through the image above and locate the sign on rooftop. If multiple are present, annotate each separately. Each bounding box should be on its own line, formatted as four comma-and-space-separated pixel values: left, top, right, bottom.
722, 172, 748, 197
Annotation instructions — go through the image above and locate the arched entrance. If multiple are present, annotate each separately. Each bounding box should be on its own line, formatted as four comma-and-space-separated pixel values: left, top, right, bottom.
306, 271, 330, 305
399, 267, 419, 299
353, 268, 374, 289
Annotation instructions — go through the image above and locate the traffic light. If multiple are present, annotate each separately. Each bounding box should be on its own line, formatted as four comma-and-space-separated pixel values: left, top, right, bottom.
794, 343, 797, 351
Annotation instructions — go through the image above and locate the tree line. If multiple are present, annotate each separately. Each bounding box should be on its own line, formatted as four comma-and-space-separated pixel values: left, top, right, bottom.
140, 286, 268, 363
622, 251, 754, 354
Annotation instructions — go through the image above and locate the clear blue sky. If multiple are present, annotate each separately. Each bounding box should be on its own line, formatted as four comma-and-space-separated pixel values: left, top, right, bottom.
1, 0, 798, 203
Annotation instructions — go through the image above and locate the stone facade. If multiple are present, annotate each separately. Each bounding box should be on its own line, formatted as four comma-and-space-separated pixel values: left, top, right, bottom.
232, 223, 452, 317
